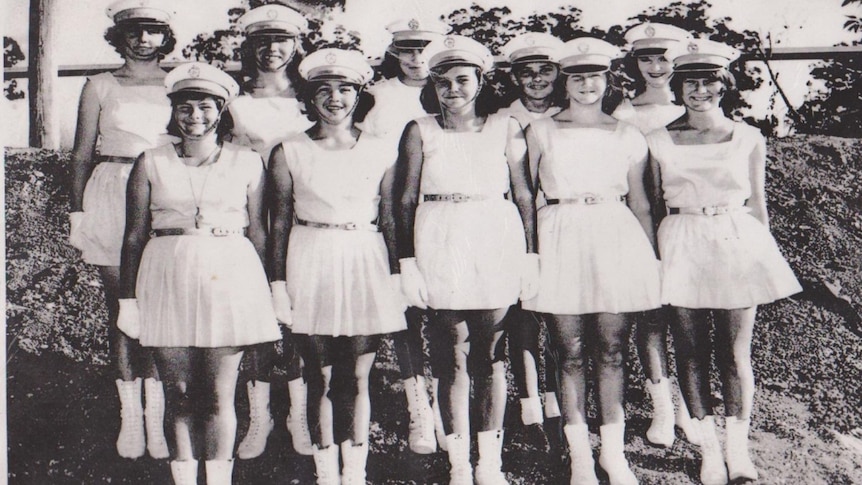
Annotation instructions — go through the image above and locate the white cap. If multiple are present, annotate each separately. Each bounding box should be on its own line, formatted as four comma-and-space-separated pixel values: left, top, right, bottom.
165, 62, 240, 101
624, 23, 691, 57
667, 38, 740, 72
423, 35, 494, 72
386, 18, 448, 49
237, 4, 307, 37
106, 0, 175, 25
299, 48, 374, 85
500, 33, 564, 65
559, 37, 622, 74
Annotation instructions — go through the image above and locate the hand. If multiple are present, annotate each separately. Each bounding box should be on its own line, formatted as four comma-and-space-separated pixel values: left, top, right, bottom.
389, 273, 408, 311
117, 298, 141, 339
399, 258, 429, 309
520, 253, 540, 301
69, 212, 85, 250
270, 281, 293, 326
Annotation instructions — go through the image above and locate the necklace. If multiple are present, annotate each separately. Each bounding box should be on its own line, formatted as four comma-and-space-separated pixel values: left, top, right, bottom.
178, 144, 221, 228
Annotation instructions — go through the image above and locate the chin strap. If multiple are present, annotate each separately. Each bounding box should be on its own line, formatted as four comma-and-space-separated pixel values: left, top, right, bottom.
179, 106, 226, 140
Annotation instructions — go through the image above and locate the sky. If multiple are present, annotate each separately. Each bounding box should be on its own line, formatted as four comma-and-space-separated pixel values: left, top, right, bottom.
2, 0, 861, 146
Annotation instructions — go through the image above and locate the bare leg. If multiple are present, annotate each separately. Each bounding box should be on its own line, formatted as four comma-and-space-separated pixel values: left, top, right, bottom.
468, 308, 509, 432
298, 335, 335, 448
635, 308, 669, 384
545, 314, 589, 425
593, 312, 631, 425
153, 347, 196, 460
430, 310, 471, 436
714, 307, 757, 419
669, 307, 713, 418
201, 347, 244, 460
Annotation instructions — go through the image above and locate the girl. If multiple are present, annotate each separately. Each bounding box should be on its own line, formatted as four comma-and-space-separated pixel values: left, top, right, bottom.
647, 38, 801, 485
230, 3, 313, 459
395, 35, 538, 485
615, 22, 699, 448
523, 37, 661, 485
68, 0, 176, 460
119, 62, 281, 484
268, 48, 407, 485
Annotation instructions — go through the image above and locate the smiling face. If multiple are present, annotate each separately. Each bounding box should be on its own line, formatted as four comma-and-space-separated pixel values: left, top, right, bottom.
396, 48, 429, 82
252, 34, 297, 72
121, 24, 166, 61
173, 96, 222, 139
311, 80, 360, 125
636, 54, 673, 89
565, 71, 607, 106
681, 76, 725, 112
514, 61, 559, 101
431, 65, 482, 113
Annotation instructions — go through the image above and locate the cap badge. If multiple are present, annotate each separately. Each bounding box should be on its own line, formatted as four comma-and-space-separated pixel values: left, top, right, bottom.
687, 42, 699, 53
408, 19, 419, 30
444, 36, 456, 48
267, 9, 278, 19
645, 25, 656, 38
188, 66, 201, 78
578, 42, 590, 53
325, 52, 337, 64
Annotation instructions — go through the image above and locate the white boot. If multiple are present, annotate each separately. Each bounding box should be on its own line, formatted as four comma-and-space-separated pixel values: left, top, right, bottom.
675, 384, 701, 445
520, 397, 544, 426
598, 422, 638, 485
695, 416, 728, 485
563, 424, 598, 485
144, 378, 169, 459
116, 378, 145, 459
286, 378, 314, 456
404, 376, 437, 454
645, 378, 675, 447
340, 439, 369, 485
544, 392, 561, 419
475, 429, 508, 484
312, 445, 341, 485
445, 434, 473, 485
431, 378, 447, 451
170, 460, 198, 485
204, 459, 234, 485
237, 381, 274, 459
726, 416, 758, 481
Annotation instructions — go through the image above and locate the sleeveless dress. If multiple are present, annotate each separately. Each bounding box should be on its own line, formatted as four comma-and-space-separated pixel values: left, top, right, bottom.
78, 72, 175, 266
279, 132, 407, 337
497, 99, 561, 129
360, 77, 427, 140
229, 94, 312, 164
522, 118, 661, 315
414, 114, 526, 310
135, 143, 280, 347
613, 99, 685, 135
646, 123, 802, 309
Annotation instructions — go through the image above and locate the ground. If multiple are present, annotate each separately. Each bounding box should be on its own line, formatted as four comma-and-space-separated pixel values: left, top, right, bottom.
5, 135, 862, 484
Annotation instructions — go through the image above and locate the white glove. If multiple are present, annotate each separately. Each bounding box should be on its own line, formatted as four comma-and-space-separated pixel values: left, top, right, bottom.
271, 281, 293, 326
117, 298, 141, 339
520, 253, 541, 301
399, 257, 429, 309
69, 212, 85, 250
389, 273, 408, 311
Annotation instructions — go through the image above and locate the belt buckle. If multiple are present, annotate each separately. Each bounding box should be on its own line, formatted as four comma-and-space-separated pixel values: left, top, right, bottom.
342, 222, 358, 230
211, 227, 229, 236
702, 206, 718, 216
583, 195, 598, 205
451, 193, 468, 203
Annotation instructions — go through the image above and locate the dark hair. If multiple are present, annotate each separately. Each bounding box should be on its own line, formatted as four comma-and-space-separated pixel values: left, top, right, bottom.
559, 70, 625, 115
419, 65, 501, 117
104, 22, 176, 60
166, 92, 235, 142
238, 36, 304, 95
669, 68, 739, 115
622, 53, 649, 97
510, 62, 567, 109
297, 81, 376, 123
378, 51, 404, 80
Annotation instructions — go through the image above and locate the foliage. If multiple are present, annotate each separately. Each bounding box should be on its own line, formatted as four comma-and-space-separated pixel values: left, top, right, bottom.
4, 36, 25, 101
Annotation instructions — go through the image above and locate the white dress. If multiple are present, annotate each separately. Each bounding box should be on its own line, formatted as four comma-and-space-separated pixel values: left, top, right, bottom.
497, 99, 561, 129
78, 72, 175, 266
647, 123, 802, 309
613, 99, 685, 135
135, 143, 280, 347
229, 94, 312, 164
279, 132, 407, 337
522, 118, 661, 315
414, 114, 526, 310
360, 77, 427, 140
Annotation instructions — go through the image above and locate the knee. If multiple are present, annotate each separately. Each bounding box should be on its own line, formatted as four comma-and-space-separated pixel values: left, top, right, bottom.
557, 340, 586, 373
597, 340, 626, 369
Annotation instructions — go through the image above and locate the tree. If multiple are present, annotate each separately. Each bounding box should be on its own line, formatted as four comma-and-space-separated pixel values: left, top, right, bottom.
4, 36, 26, 101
